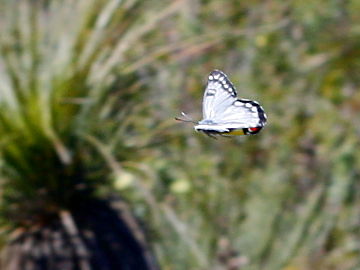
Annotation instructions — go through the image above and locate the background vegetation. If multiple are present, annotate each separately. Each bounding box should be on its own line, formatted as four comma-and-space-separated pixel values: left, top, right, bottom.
0, 0, 360, 269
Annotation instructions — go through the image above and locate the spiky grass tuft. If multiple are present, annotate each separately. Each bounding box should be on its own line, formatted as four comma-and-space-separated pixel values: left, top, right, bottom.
0, 1, 183, 269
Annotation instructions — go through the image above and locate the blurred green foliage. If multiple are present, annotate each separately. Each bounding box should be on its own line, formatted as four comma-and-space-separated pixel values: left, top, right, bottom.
0, 0, 360, 270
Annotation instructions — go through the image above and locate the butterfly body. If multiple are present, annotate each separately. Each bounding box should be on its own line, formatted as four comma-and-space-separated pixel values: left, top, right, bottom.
193, 70, 267, 136
194, 124, 261, 136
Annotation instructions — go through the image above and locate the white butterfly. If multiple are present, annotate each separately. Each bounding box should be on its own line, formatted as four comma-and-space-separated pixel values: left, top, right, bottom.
177, 70, 267, 137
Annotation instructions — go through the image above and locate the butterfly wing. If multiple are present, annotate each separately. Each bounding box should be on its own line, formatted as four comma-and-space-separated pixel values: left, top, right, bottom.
212, 98, 267, 128
202, 70, 237, 119
200, 70, 267, 130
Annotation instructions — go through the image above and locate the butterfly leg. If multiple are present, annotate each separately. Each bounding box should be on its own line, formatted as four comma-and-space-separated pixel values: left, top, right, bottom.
204, 131, 218, 140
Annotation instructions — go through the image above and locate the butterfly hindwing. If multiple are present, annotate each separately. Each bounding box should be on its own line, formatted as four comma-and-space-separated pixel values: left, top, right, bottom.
212, 98, 267, 128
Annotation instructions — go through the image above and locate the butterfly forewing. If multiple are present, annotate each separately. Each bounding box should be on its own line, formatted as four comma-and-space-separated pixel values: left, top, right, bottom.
202, 70, 237, 119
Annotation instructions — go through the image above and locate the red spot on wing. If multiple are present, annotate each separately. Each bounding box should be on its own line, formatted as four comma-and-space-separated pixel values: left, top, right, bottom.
249, 127, 261, 132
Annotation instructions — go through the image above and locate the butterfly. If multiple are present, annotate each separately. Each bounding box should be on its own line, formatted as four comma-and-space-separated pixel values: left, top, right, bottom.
176, 70, 267, 137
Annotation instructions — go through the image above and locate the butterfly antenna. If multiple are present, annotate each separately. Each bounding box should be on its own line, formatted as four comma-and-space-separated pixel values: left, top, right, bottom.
175, 112, 197, 124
